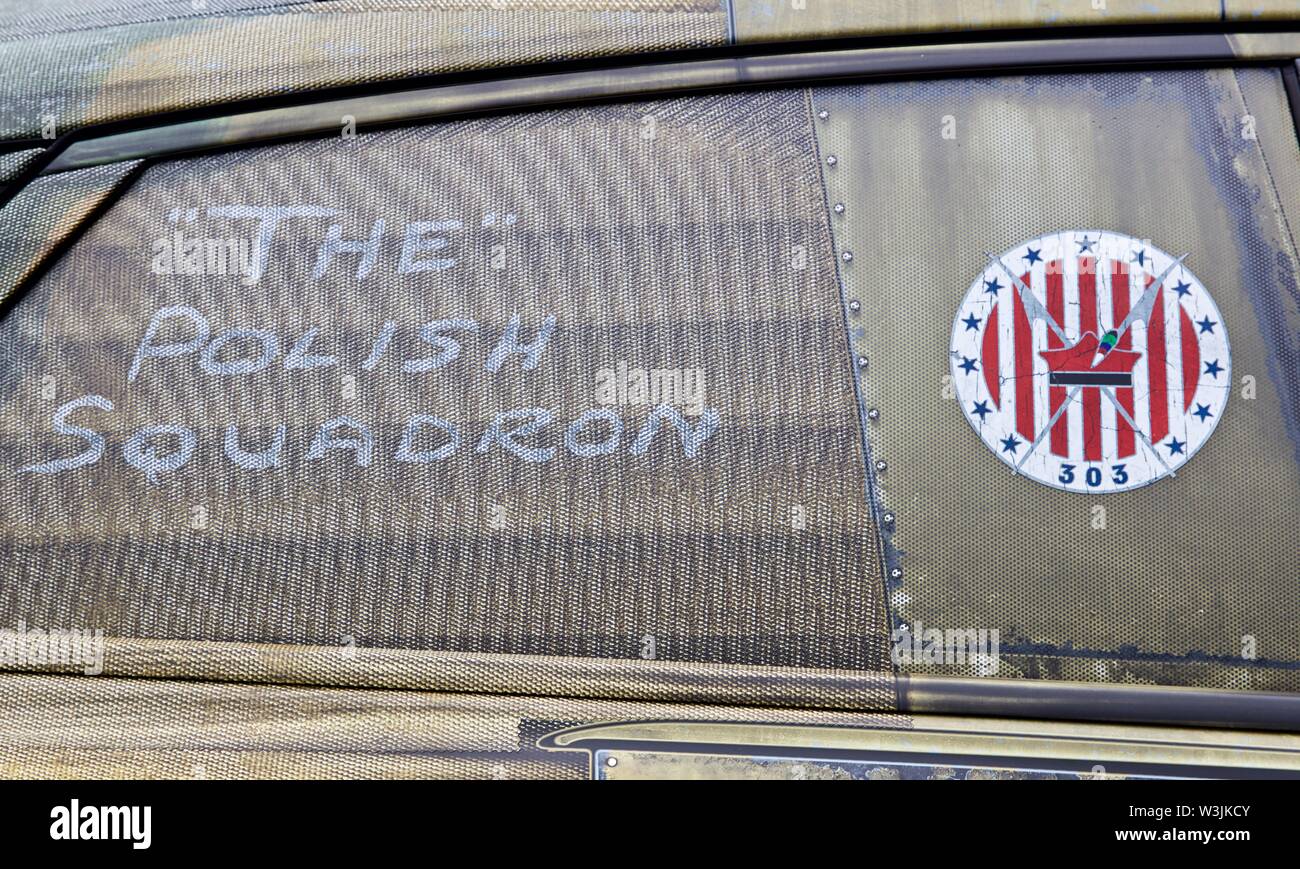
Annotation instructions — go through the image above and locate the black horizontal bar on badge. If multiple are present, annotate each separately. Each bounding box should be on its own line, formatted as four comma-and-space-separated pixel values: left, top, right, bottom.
1049, 372, 1133, 387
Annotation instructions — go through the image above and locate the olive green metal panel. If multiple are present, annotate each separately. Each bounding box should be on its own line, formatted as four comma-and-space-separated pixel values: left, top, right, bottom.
731, 0, 1225, 43
812, 67, 1300, 691
1225, 0, 1300, 20
546, 717, 1300, 779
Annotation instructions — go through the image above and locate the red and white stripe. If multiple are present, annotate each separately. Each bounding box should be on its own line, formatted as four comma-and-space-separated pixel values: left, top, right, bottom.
979, 256, 1200, 462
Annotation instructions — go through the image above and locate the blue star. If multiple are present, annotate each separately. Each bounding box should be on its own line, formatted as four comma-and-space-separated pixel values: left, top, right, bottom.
1000, 434, 1021, 454
972, 400, 991, 420
1196, 316, 1217, 334
962, 313, 981, 331
1204, 359, 1223, 378
959, 356, 978, 375
1076, 236, 1096, 254
1024, 247, 1042, 265
1131, 248, 1148, 267
984, 277, 1003, 294
1193, 403, 1213, 422
1172, 280, 1192, 298
1166, 437, 1185, 455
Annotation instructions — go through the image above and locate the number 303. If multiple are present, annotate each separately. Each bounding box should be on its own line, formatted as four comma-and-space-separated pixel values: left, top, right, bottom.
1059, 464, 1128, 486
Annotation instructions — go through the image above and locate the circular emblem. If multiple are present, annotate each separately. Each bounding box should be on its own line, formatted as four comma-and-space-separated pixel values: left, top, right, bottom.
950, 231, 1230, 493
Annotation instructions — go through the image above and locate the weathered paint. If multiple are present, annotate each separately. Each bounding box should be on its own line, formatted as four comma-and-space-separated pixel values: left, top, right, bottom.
732, 0, 1226, 43
813, 68, 1300, 691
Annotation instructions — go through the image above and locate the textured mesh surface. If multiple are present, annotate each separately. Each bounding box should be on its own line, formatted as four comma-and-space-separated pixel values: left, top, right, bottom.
0, 161, 142, 296
814, 68, 1300, 691
0, 147, 45, 186
0, 71, 1294, 780
0, 671, 902, 779
0, 0, 308, 40
0, 1, 729, 141
1, 637, 900, 709
0, 91, 891, 676
730, 0, 1227, 43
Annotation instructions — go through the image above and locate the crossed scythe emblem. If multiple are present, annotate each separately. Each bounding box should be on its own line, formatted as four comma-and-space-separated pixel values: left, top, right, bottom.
983, 250, 1188, 477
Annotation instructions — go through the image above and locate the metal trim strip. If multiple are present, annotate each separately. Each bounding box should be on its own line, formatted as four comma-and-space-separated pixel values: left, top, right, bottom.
40, 31, 1297, 175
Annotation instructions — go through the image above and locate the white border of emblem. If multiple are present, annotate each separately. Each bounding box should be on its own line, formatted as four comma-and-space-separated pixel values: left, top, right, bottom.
950, 231, 1231, 494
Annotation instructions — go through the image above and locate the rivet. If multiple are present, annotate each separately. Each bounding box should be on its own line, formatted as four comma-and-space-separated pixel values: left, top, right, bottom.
875, 460, 887, 473
826, 155, 838, 166
606, 756, 619, 768
867, 408, 880, 421
817, 110, 829, 120
856, 356, 869, 369
833, 202, 845, 215
841, 250, 854, 263
890, 568, 902, 580
883, 511, 895, 524
848, 299, 861, 313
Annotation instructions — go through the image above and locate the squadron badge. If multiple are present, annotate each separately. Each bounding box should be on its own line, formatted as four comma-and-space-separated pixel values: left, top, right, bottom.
950, 231, 1230, 493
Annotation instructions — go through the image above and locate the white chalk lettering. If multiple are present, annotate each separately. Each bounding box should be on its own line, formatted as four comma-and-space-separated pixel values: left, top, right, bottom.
361, 321, 397, 371
402, 319, 478, 373
200, 328, 280, 376
630, 405, 720, 458
312, 219, 385, 280
399, 220, 460, 273
395, 415, 459, 463
284, 327, 338, 370
128, 305, 210, 382
123, 424, 197, 484
564, 408, 623, 457
224, 424, 286, 470
476, 408, 556, 463
207, 205, 337, 284
23, 295, 725, 486
307, 417, 374, 467
19, 399, 723, 480
485, 313, 557, 373
18, 395, 113, 474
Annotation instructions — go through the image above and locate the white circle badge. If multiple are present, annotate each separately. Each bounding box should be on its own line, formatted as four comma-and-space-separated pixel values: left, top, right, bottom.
950, 231, 1230, 493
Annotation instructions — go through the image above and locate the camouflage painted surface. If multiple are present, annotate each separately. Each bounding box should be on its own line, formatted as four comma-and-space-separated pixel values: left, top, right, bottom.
1, 72, 1297, 706
731, 0, 1295, 43
547, 717, 1300, 779
0, 92, 892, 673
0, 671, 901, 779
43, 30, 1300, 177
0, 1, 730, 142
0, 7, 1297, 780
3, 2, 1296, 146
0, 0, 312, 40
0, 637, 899, 710
9, 668, 1298, 779
0, 147, 45, 187
0, 161, 142, 295
814, 68, 1300, 691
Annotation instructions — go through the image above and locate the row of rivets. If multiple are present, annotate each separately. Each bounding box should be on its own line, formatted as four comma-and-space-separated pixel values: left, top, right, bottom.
819, 103, 892, 576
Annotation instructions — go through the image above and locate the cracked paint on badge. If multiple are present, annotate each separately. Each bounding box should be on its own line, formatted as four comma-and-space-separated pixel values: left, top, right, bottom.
951, 231, 1230, 494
